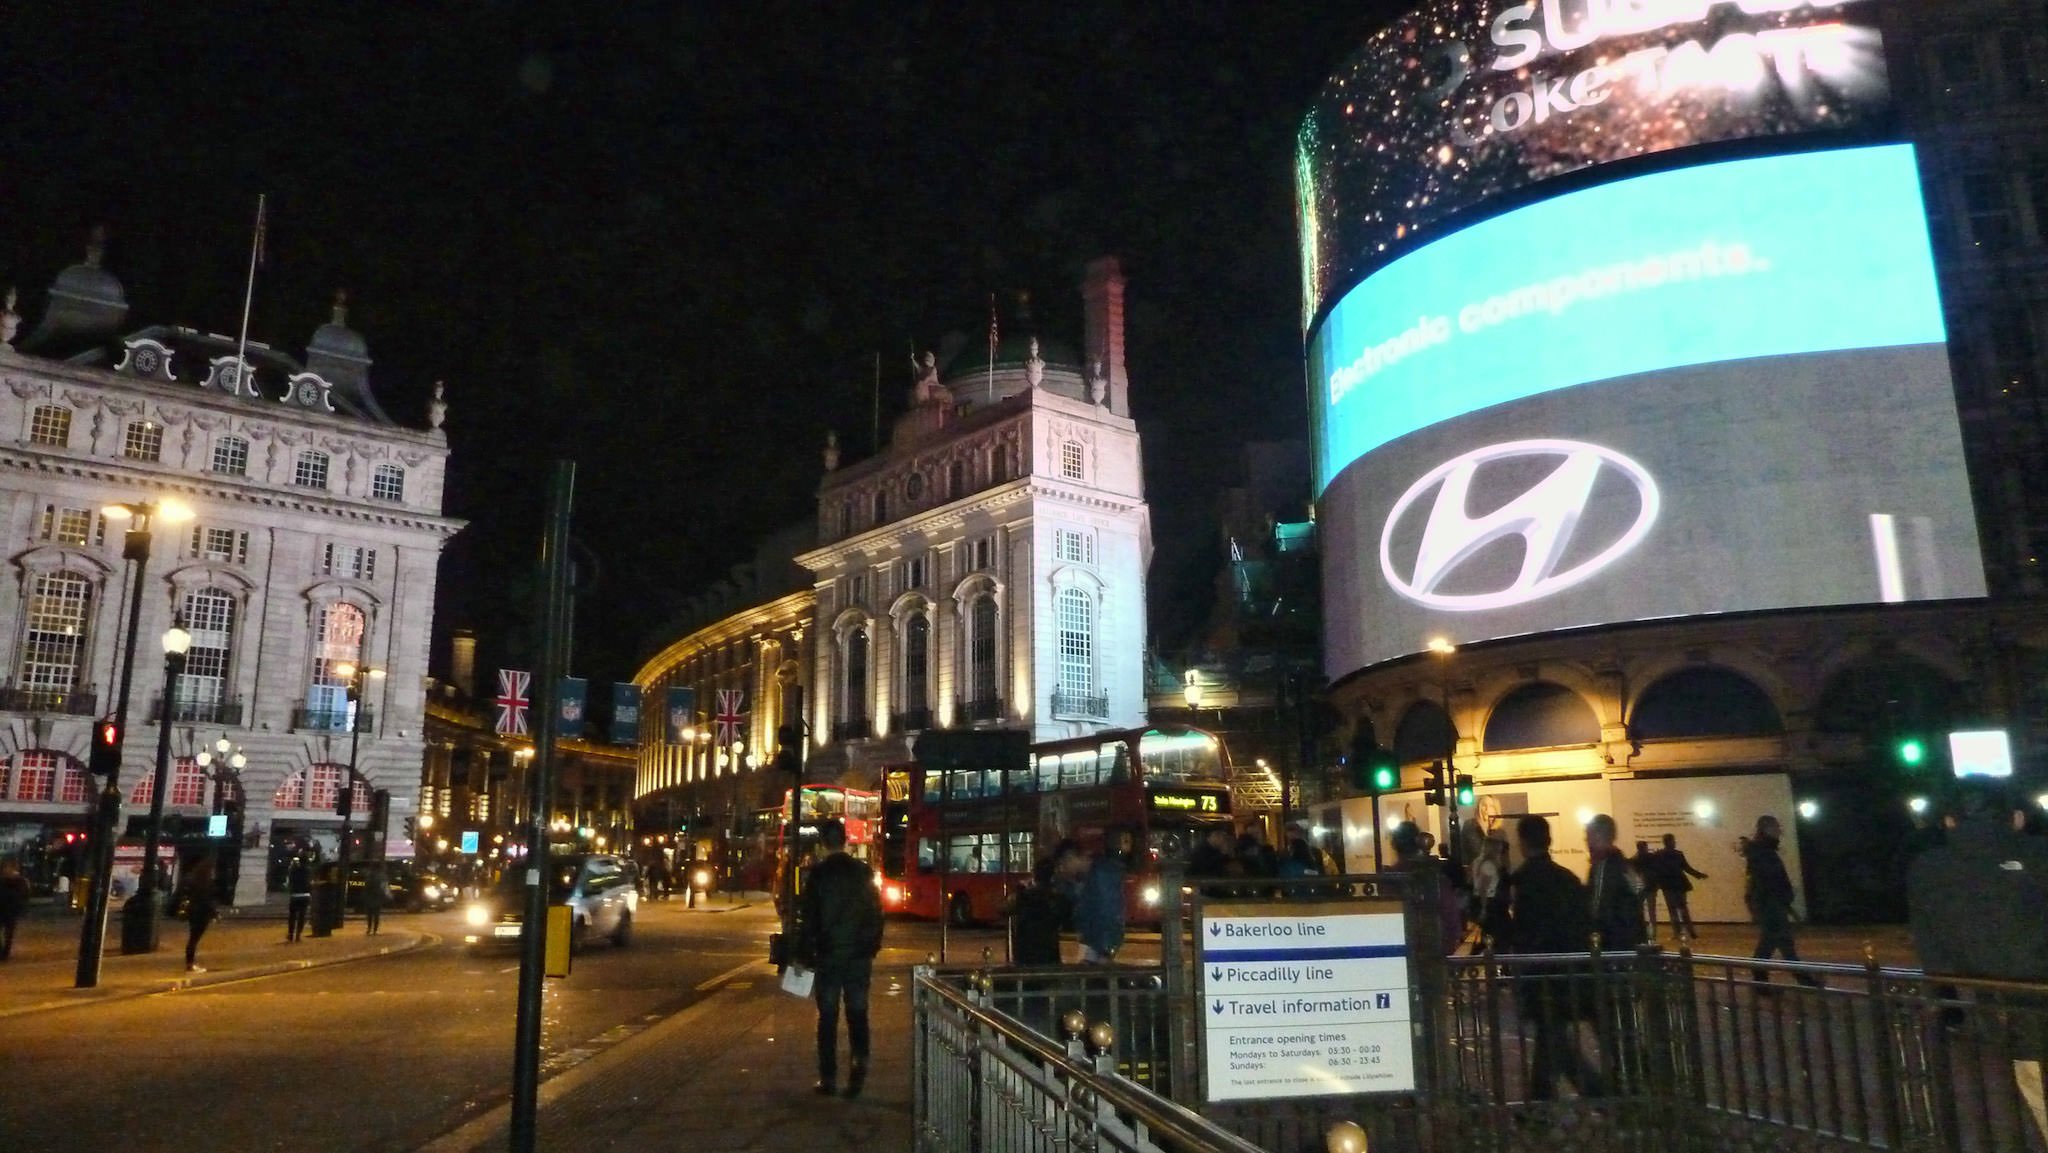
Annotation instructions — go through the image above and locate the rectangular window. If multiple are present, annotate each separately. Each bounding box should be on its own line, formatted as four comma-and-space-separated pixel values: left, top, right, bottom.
42, 506, 93, 546
1060, 440, 1086, 480
212, 436, 249, 476
904, 554, 927, 590
972, 535, 996, 571
371, 463, 405, 502
123, 421, 164, 462
29, 405, 71, 447
23, 573, 92, 694
1963, 172, 2016, 249
322, 542, 376, 580
180, 587, 236, 707
849, 572, 868, 604
1054, 528, 1096, 565
191, 526, 250, 565
295, 450, 330, 490
16, 752, 57, 802
1057, 588, 1094, 695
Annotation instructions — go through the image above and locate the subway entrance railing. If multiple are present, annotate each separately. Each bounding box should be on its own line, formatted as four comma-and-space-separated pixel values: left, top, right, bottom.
911, 872, 2048, 1153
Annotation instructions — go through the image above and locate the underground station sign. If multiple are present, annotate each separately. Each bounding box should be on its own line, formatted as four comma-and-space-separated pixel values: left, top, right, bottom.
1197, 900, 1415, 1101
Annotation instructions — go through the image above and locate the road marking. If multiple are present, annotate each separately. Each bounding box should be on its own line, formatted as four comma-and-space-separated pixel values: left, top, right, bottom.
693, 957, 764, 992
497, 965, 518, 973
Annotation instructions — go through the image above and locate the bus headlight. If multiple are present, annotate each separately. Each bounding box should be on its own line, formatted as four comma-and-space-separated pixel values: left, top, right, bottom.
692, 869, 711, 889
885, 884, 902, 905
465, 904, 490, 926
1141, 884, 1161, 906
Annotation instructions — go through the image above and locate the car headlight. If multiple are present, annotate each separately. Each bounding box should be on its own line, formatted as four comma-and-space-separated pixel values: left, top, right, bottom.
692, 869, 711, 888
1142, 884, 1161, 906
465, 904, 490, 926
423, 884, 442, 900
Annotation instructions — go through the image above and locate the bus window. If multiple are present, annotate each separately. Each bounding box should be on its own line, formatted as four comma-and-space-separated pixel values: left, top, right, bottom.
1104, 743, 1128, 784
1139, 730, 1225, 782
918, 837, 937, 874
922, 773, 942, 804
1060, 750, 1096, 788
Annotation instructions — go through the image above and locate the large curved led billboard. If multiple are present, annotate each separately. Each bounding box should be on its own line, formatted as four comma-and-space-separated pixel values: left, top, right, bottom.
1297, 0, 1890, 328
1311, 144, 1985, 677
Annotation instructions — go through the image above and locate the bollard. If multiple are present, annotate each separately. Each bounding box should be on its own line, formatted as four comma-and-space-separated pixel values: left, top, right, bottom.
1326, 1120, 1367, 1153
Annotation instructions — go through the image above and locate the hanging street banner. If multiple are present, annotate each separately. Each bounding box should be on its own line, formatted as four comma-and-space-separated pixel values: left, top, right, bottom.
714, 687, 747, 747
494, 669, 531, 737
558, 677, 588, 739
1198, 900, 1416, 1101
664, 686, 697, 745
611, 683, 642, 746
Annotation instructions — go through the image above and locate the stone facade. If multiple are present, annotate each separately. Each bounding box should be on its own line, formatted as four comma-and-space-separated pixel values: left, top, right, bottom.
0, 261, 459, 905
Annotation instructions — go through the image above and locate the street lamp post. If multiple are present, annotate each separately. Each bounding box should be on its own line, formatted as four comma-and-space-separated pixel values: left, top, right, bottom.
332, 661, 385, 930
123, 623, 192, 954
195, 737, 247, 892
76, 497, 192, 988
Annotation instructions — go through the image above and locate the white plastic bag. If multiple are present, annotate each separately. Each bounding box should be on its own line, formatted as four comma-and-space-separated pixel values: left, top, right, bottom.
780, 964, 815, 998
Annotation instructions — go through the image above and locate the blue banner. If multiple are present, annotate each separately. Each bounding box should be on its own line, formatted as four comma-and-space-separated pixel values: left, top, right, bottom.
664, 686, 697, 745
610, 683, 642, 746
557, 677, 587, 739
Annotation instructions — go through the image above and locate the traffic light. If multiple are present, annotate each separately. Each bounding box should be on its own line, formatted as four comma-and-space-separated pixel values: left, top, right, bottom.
403, 816, 417, 840
88, 719, 121, 776
1455, 774, 1476, 807
1896, 737, 1927, 768
335, 785, 354, 818
1348, 727, 1399, 794
773, 723, 804, 777
1423, 761, 1447, 806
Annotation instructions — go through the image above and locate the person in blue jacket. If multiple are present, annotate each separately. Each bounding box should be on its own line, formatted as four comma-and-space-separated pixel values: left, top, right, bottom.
1072, 828, 1130, 963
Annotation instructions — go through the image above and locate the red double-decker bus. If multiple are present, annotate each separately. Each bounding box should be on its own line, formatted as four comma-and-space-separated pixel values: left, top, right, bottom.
771, 784, 881, 911
878, 726, 1232, 926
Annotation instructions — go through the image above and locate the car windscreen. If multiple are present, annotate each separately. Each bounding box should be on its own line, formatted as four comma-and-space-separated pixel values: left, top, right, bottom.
492, 865, 577, 902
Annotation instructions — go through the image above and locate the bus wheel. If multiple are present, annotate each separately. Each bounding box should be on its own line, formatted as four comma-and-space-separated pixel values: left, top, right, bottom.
947, 893, 974, 927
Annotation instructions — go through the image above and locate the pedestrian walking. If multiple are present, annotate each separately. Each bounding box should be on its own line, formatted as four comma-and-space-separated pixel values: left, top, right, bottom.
0, 859, 30, 960
1504, 814, 1603, 1100
179, 856, 219, 973
1743, 815, 1820, 989
795, 817, 883, 1099
1008, 844, 1074, 966
1389, 823, 1465, 954
362, 861, 385, 936
1586, 815, 1646, 951
1073, 831, 1129, 963
1907, 787, 2048, 1143
1648, 833, 1708, 939
285, 854, 313, 942
1469, 834, 1511, 954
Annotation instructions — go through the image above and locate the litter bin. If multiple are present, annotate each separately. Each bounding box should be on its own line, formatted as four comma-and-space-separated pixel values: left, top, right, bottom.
310, 862, 343, 937
119, 891, 161, 954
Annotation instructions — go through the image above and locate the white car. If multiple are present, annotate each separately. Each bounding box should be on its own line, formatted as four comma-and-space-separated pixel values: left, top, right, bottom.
465, 853, 638, 949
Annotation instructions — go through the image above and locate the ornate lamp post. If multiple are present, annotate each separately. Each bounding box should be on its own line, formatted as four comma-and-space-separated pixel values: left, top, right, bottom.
194, 737, 247, 890
331, 661, 385, 928
123, 623, 192, 953
77, 497, 192, 987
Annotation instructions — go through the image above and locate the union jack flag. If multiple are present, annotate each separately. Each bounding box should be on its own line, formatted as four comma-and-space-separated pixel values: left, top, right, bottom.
713, 688, 747, 747
494, 669, 531, 736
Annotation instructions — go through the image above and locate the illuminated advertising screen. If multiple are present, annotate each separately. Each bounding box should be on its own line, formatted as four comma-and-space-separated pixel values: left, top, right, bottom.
1297, 0, 1889, 327
1311, 144, 1985, 677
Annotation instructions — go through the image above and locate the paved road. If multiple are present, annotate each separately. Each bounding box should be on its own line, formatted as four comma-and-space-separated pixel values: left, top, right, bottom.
0, 900, 1008, 1153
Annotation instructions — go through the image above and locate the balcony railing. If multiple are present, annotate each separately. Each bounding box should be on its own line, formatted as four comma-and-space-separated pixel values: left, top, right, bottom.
1051, 687, 1109, 720
292, 705, 375, 733
0, 685, 99, 716
959, 696, 1005, 723
891, 707, 933, 734
150, 695, 245, 726
829, 717, 870, 743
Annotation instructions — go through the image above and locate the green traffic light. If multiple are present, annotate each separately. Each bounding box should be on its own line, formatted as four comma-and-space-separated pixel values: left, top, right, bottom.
1898, 738, 1926, 767
1457, 786, 1476, 806
1372, 765, 1397, 791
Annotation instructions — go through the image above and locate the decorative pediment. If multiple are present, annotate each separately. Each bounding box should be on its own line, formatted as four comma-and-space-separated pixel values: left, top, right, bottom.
6, 374, 53, 400
115, 338, 176, 382
284, 372, 336, 413
204, 356, 257, 397
11, 545, 114, 580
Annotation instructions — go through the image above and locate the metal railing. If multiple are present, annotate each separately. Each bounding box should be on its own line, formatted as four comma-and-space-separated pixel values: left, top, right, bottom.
914, 965, 1270, 1153
960, 697, 1006, 723
149, 695, 244, 725
0, 685, 98, 715
893, 707, 934, 733
291, 705, 373, 732
915, 870, 2048, 1153
829, 717, 869, 742
1051, 687, 1109, 720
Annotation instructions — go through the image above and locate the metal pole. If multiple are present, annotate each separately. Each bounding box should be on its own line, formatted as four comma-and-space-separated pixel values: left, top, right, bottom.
77, 524, 152, 988
511, 460, 576, 1153
336, 695, 362, 930
132, 643, 184, 952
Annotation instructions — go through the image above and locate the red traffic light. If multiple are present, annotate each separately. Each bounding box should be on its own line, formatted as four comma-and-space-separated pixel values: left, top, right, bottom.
96, 720, 120, 746
88, 718, 123, 776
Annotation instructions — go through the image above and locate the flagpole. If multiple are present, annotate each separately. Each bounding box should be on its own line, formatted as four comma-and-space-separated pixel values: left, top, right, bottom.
234, 194, 266, 395
872, 351, 881, 452
986, 294, 996, 406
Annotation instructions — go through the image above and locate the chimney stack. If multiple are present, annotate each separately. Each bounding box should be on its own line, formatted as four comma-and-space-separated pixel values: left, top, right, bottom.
1081, 257, 1129, 417
451, 629, 476, 699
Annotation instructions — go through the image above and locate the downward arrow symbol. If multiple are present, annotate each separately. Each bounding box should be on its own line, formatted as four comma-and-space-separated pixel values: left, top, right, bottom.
1208, 923, 1220, 937
1212, 1000, 1224, 1015
1210, 967, 1222, 982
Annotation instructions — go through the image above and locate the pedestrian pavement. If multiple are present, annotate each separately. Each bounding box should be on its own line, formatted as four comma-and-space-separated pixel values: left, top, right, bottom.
0, 902, 427, 1018
420, 928, 920, 1153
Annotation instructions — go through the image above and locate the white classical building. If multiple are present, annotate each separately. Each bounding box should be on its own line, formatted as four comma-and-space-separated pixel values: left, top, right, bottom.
797, 258, 1152, 781
0, 242, 460, 905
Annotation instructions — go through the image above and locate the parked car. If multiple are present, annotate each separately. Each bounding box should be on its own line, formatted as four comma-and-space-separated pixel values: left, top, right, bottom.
463, 853, 637, 949
342, 861, 461, 913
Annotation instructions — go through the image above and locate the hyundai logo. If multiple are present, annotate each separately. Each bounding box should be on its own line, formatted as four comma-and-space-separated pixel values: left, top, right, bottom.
1379, 439, 1660, 611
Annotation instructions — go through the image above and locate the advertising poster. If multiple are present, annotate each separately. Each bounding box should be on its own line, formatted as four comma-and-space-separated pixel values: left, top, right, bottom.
1611, 772, 1801, 922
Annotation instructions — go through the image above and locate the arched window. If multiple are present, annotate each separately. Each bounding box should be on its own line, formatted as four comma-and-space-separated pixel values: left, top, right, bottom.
179, 587, 237, 713
130, 757, 208, 807
274, 764, 344, 811
903, 613, 930, 717
1056, 588, 1094, 695
906, 472, 925, 502
842, 625, 869, 732
1483, 682, 1601, 751
1631, 667, 1782, 740
968, 594, 1000, 708
306, 603, 365, 730
21, 572, 93, 697
15, 752, 59, 802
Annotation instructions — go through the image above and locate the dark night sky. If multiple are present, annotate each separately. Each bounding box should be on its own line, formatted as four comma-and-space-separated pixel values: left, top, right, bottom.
0, 2, 1401, 686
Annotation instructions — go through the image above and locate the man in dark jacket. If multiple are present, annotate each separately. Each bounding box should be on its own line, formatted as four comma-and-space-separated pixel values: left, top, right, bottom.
1506, 814, 1603, 1100
1648, 834, 1708, 939
797, 818, 884, 1099
1907, 788, 2048, 1142
1745, 815, 1820, 989
1585, 815, 1645, 951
